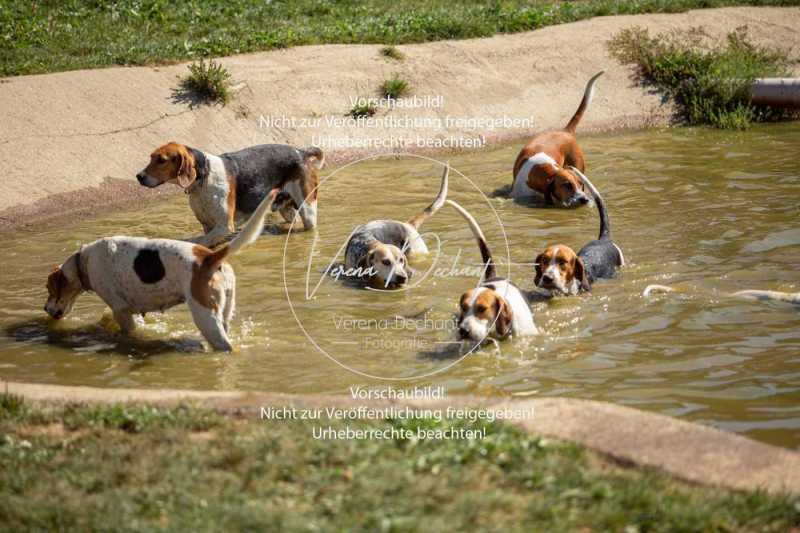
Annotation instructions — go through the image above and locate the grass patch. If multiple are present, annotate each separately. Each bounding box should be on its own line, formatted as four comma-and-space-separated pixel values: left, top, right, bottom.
0, 392, 24, 418
348, 101, 378, 118
2, 1, 800, 77
1, 395, 799, 531
609, 26, 793, 129
381, 76, 410, 99
176, 59, 232, 106
380, 45, 405, 61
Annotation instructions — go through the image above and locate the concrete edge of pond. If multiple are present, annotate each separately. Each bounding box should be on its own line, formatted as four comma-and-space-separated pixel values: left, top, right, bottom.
4, 380, 799, 495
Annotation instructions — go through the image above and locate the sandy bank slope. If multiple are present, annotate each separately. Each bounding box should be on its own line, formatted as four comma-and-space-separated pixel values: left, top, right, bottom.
1, 7, 798, 226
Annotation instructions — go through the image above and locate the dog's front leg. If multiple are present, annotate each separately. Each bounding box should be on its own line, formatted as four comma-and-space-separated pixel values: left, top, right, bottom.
222, 278, 236, 333
189, 190, 235, 247
113, 309, 137, 334
188, 299, 233, 352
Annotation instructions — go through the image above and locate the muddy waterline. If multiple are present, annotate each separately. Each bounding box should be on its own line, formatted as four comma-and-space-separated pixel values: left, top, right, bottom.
2, 124, 799, 448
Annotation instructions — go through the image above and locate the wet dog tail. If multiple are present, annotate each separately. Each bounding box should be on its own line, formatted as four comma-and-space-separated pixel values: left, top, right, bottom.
565, 70, 604, 134
644, 285, 800, 305
408, 163, 449, 229
642, 284, 675, 297
201, 188, 279, 270
732, 290, 800, 304
446, 199, 496, 281
303, 146, 325, 169
570, 166, 611, 241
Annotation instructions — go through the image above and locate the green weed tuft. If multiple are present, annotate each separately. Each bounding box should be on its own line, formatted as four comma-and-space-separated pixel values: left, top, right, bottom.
348, 101, 377, 118
0, 392, 24, 419
380, 45, 405, 61
608, 26, 793, 129
178, 59, 232, 106
380, 76, 410, 99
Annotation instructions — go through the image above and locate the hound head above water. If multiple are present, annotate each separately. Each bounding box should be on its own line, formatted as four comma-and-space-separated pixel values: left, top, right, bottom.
548, 167, 590, 208
534, 244, 590, 296
136, 142, 197, 190
517, 152, 590, 208
362, 242, 411, 290
456, 287, 513, 344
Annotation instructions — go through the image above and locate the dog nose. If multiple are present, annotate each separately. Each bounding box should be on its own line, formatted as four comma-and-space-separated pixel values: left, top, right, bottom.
53, 310, 63, 319
579, 195, 590, 205
136, 173, 145, 184
542, 274, 554, 285
395, 275, 407, 284
458, 327, 470, 339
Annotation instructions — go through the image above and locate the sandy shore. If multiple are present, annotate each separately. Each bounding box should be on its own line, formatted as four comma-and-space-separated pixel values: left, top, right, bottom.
1, 6, 798, 229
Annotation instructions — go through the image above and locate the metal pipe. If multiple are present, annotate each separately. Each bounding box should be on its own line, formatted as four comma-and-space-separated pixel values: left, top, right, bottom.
751, 78, 800, 108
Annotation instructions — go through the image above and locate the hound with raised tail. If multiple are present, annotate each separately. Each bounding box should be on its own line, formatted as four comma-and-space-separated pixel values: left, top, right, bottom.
512, 71, 604, 207
137, 142, 323, 247
534, 168, 624, 296
344, 164, 449, 290
44, 190, 280, 351
448, 200, 537, 344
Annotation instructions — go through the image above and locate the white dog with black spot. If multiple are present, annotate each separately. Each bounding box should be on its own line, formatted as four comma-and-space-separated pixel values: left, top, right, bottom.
44, 190, 279, 351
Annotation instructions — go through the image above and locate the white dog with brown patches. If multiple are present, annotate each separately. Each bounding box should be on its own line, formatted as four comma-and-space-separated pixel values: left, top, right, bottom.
44, 190, 279, 351
448, 200, 537, 345
511, 71, 604, 207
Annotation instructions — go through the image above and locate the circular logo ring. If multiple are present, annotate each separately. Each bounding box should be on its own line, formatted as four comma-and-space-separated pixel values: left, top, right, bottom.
281, 152, 511, 381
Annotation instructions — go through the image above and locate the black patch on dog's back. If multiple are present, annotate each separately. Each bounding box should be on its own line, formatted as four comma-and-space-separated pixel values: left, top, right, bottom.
133, 249, 166, 284
223, 144, 305, 214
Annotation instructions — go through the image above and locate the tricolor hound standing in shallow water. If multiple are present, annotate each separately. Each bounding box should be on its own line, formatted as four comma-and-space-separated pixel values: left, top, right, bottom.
448, 200, 537, 345
511, 71, 604, 207
534, 168, 624, 296
137, 142, 323, 247
344, 164, 449, 290
44, 190, 279, 351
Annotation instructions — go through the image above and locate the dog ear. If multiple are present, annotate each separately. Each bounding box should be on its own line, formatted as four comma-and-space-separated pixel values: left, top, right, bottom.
176, 149, 196, 189
46, 268, 65, 296
494, 296, 513, 338
533, 253, 545, 286
357, 251, 375, 275
543, 178, 557, 205
574, 256, 591, 292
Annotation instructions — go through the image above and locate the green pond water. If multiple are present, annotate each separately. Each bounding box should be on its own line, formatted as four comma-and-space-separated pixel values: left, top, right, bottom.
2, 123, 799, 448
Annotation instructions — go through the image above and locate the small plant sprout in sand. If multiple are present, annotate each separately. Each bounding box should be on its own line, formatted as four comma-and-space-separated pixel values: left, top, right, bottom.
179, 59, 233, 106
380, 45, 405, 61
380, 76, 410, 100
348, 101, 378, 118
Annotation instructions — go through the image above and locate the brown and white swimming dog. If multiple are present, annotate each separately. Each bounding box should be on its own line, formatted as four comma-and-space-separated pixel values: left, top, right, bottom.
137, 142, 323, 247
44, 190, 279, 351
534, 168, 624, 296
449, 200, 537, 344
344, 165, 449, 290
511, 71, 604, 207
